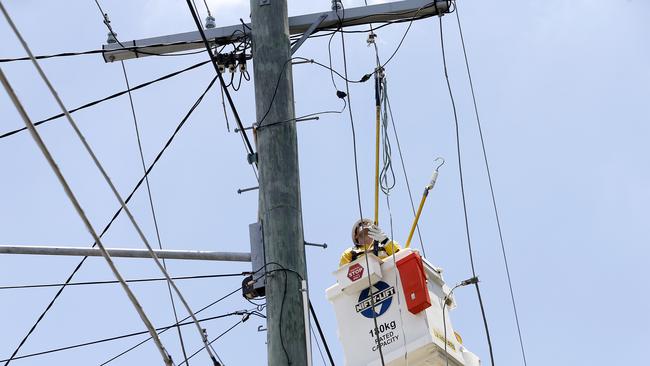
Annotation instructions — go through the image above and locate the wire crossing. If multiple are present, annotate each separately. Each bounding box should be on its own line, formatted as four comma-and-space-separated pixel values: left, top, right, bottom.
119, 59, 192, 365
0, 75, 219, 365
453, 2, 528, 365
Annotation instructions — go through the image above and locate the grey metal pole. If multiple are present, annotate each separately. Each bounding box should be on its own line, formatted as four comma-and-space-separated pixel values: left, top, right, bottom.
0, 245, 251, 262
249, 0, 308, 364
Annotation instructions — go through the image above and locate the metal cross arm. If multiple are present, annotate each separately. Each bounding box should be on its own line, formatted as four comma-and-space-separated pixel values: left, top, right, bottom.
102, 0, 450, 62
0, 245, 252, 262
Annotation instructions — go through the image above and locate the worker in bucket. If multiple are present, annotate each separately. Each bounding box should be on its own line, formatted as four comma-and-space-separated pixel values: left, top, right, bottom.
339, 218, 401, 266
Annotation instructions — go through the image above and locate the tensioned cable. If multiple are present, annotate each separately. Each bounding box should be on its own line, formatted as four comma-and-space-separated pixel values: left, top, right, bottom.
177, 320, 244, 366
310, 324, 328, 366
438, 15, 495, 366
0, 67, 173, 365
101, 285, 243, 365
1, 75, 218, 365
361, 2, 427, 256
119, 60, 191, 364
0, 273, 245, 290
453, 3, 528, 365
0, 46, 208, 63
335, 6, 364, 221
0, 60, 210, 140
384, 90, 427, 257
308, 302, 335, 366
0, 310, 249, 363
185, 0, 255, 158
335, 5, 386, 365
0, 5, 173, 366
13, 2, 222, 361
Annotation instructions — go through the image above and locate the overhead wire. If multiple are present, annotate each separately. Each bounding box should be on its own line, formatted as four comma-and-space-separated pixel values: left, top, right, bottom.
332, 4, 387, 365
384, 89, 427, 256
102, 262, 272, 365
90, 8, 232, 366
0, 273, 246, 291
308, 302, 336, 366
363, 10, 410, 362
100, 285, 244, 365
119, 59, 191, 365
1, 75, 219, 366
88, 3, 228, 363
177, 319, 245, 366
438, 14, 495, 366
0, 42, 215, 63
452, 2, 528, 364
185, 0, 255, 160
0, 7, 172, 366
310, 324, 328, 366
334, 5, 364, 221
0, 309, 252, 363
0, 60, 211, 140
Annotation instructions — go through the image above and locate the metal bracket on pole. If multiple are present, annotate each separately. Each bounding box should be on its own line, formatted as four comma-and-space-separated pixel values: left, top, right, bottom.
291, 13, 328, 55
238, 186, 259, 194
304, 241, 327, 249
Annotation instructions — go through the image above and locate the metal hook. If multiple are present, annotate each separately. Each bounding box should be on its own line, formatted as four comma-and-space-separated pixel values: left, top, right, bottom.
257, 325, 267, 332
433, 157, 445, 171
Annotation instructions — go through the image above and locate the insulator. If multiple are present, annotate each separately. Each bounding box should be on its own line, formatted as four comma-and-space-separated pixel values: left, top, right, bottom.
107, 32, 118, 44
205, 15, 216, 29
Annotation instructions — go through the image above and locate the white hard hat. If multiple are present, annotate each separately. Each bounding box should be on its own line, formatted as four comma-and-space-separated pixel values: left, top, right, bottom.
351, 218, 373, 245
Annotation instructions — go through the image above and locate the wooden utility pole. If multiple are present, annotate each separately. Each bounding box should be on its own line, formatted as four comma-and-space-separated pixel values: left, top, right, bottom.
249, 0, 308, 365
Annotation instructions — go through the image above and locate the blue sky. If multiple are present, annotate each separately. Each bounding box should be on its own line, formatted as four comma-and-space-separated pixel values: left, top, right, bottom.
1, 0, 648, 365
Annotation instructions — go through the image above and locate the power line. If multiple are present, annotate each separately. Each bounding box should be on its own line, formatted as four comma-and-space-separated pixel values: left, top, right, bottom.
453, 3, 528, 364
0, 60, 211, 140
177, 320, 245, 366
0, 75, 219, 366
185, 0, 255, 159
438, 15, 495, 366
335, 5, 385, 365
0, 43, 209, 63
24, 3, 221, 360
100, 286, 244, 365
0, 273, 246, 290
0, 6, 172, 365
119, 59, 191, 364
0, 310, 250, 363
309, 302, 336, 366
334, 6, 364, 221
384, 89, 427, 257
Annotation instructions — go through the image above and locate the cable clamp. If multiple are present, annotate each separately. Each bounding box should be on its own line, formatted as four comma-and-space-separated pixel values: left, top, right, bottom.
375, 66, 385, 79
367, 32, 377, 45
247, 152, 258, 165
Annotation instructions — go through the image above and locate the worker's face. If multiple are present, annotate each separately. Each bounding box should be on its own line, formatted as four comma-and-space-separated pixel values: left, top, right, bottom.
356, 225, 373, 246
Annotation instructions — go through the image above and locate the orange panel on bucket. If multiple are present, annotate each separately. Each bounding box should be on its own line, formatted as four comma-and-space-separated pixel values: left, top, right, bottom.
396, 251, 431, 314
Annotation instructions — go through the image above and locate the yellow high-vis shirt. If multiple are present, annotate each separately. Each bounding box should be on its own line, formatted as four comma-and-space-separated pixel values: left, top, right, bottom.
339, 241, 401, 266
